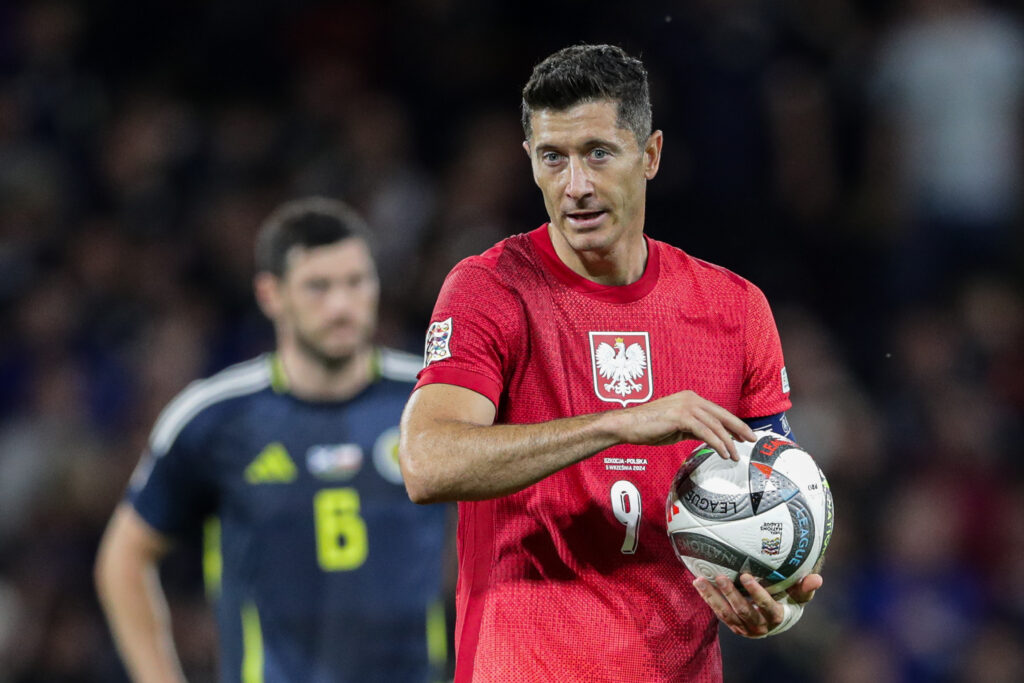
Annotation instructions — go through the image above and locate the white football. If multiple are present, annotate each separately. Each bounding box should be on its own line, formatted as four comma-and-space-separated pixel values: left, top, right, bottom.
666, 431, 834, 594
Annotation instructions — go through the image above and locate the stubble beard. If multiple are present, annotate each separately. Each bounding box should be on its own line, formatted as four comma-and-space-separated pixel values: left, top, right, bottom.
293, 325, 368, 373
559, 216, 620, 257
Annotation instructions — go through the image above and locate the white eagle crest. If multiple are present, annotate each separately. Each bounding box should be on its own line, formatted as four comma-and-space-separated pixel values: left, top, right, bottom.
595, 338, 647, 397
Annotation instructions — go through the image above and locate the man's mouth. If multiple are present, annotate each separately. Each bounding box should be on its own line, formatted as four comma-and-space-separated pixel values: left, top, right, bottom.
323, 321, 355, 336
565, 210, 607, 228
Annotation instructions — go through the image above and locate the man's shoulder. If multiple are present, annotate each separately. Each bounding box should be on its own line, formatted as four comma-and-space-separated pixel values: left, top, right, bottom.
454, 229, 537, 273
442, 229, 544, 303
654, 239, 756, 294
148, 355, 273, 456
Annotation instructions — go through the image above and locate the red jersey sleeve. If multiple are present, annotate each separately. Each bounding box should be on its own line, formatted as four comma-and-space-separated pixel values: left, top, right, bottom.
737, 283, 792, 418
415, 255, 522, 409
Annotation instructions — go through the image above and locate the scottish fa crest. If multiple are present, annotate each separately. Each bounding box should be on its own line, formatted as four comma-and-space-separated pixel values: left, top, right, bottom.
589, 331, 653, 406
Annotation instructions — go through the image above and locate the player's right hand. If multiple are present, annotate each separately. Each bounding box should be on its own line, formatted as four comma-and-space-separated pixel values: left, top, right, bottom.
609, 390, 756, 460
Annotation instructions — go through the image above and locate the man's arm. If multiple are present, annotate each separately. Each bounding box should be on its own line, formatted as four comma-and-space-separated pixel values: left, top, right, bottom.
399, 383, 756, 504
94, 503, 186, 683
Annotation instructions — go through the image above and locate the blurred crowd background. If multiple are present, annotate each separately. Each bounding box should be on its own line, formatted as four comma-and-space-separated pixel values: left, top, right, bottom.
1, 0, 1022, 681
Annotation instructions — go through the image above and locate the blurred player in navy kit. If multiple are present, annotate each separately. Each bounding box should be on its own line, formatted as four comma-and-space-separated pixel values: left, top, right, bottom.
95, 198, 449, 683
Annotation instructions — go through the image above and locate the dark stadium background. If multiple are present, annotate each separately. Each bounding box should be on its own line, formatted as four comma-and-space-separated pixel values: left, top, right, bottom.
1, 1, 1022, 681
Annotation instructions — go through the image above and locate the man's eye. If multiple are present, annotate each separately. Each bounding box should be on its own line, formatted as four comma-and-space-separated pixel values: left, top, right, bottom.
592, 149, 609, 160
306, 281, 330, 293
542, 152, 562, 164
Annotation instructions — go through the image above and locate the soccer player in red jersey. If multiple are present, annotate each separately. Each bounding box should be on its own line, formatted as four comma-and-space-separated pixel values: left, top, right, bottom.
399, 44, 823, 682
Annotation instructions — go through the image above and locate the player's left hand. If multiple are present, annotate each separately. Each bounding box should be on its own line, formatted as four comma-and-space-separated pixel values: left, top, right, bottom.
692, 572, 822, 638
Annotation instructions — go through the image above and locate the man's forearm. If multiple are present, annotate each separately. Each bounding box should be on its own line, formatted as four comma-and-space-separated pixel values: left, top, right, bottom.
401, 409, 621, 503
400, 384, 755, 504
95, 508, 187, 683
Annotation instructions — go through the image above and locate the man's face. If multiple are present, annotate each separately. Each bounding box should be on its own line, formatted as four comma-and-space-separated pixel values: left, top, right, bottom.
263, 238, 379, 366
525, 99, 661, 255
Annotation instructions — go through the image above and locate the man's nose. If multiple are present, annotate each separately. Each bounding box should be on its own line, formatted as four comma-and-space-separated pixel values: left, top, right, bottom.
324, 286, 355, 315
565, 157, 593, 200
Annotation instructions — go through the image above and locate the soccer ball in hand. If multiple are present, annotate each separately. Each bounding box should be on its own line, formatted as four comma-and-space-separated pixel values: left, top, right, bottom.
665, 431, 834, 594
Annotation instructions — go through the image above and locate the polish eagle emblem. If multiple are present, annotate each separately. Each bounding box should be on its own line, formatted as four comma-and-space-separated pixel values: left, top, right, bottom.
589, 332, 653, 405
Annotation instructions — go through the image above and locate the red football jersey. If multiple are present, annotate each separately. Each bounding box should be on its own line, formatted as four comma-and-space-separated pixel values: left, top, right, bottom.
416, 226, 791, 682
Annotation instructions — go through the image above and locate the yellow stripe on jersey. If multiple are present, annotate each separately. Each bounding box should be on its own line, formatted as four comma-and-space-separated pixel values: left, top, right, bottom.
203, 517, 222, 599
241, 601, 264, 683
268, 353, 289, 394
426, 598, 448, 670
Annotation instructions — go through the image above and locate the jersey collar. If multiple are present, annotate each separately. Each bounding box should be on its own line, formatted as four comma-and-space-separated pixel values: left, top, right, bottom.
266, 349, 382, 395
269, 352, 290, 393
528, 224, 660, 303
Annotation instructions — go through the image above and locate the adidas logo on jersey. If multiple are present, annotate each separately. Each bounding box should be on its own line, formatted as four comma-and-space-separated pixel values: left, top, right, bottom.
245, 443, 297, 484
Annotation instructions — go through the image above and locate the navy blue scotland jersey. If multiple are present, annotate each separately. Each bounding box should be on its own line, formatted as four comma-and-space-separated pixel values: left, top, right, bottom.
128, 349, 449, 683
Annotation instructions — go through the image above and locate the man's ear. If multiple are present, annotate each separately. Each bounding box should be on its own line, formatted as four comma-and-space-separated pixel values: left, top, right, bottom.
522, 139, 532, 158
253, 272, 281, 319
644, 130, 663, 180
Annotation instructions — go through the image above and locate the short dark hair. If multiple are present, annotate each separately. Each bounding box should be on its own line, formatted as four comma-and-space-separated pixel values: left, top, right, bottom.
254, 197, 373, 277
521, 44, 652, 145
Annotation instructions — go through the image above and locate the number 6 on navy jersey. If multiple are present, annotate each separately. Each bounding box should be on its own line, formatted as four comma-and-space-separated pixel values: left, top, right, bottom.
314, 487, 369, 571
